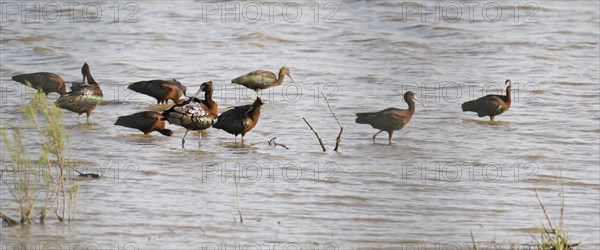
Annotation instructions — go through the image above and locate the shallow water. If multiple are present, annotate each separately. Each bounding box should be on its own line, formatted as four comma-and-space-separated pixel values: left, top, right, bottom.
1, 1, 599, 249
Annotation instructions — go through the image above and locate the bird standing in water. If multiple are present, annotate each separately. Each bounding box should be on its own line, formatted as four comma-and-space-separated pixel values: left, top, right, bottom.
356, 91, 428, 144
128, 79, 187, 104
55, 63, 103, 124
461, 79, 512, 121
231, 67, 298, 99
114, 111, 173, 136
162, 81, 218, 148
12, 72, 66, 96
213, 97, 264, 142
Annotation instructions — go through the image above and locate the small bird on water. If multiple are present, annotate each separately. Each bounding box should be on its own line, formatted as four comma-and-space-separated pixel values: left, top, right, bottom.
127, 79, 187, 104
162, 81, 218, 148
114, 111, 173, 136
55, 63, 103, 125
356, 91, 428, 144
231, 67, 299, 99
12, 72, 66, 96
213, 97, 264, 142
461, 79, 512, 121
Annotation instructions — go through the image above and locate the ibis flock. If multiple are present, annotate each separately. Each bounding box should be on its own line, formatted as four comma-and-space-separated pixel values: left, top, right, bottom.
11, 63, 513, 148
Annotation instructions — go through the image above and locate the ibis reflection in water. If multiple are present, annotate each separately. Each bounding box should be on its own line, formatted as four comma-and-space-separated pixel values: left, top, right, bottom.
231, 67, 299, 99
162, 81, 218, 148
356, 91, 428, 144
128, 79, 187, 104
55, 63, 103, 125
462, 79, 512, 121
114, 111, 173, 136
213, 97, 264, 142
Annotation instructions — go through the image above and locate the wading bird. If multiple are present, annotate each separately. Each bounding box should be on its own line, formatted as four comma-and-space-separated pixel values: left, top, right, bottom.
12, 72, 66, 96
128, 79, 187, 104
162, 81, 218, 148
461, 79, 512, 121
55, 63, 103, 124
231, 67, 298, 99
114, 111, 173, 136
356, 91, 428, 144
213, 97, 264, 142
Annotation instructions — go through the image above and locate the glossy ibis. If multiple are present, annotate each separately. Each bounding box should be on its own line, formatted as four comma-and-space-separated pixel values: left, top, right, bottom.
55, 63, 103, 124
356, 91, 428, 144
12, 72, 66, 96
115, 111, 173, 136
213, 97, 264, 142
128, 79, 187, 104
162, 81, 218, 148
232, 67, 298, 98
462, 79, 511, 121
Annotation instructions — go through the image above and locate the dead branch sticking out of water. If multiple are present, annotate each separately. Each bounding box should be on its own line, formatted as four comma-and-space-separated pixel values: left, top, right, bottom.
321, 93, 343, 152
268, 137, 289, 149
0, 211, 18, 226
302, 118, 326, 152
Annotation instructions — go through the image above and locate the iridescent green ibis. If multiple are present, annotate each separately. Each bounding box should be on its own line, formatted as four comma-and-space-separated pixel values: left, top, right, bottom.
231, 67, 298, 98
128, 79, 187, 104
462, 79, 511, 121
115, 111, 173, 136
162, 81, 218, 148
55, 63, 103, 124
12, 72, 66, 96
213, 97, 264, 142
356, 91, 428, 144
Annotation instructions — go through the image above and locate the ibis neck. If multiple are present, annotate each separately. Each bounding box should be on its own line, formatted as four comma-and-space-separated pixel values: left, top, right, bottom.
84, 68, 97, 85
277, 70, 286, 85
505, 86, 512, 104
204, 89, 215, 106
406, 99, 416, 113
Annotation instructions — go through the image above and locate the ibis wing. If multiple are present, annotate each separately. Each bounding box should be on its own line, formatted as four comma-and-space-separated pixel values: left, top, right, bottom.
356, 108, 408, 131
213, 105, 251, 132
55, 87, 103, 114
128, 80, 173, 100
232, 70, 277, 89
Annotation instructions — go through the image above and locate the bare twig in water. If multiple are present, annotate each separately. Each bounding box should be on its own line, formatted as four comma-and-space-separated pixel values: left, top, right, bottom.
234, 173, 243, 223
268, 137, 289, 149
302, 118, 326, 152
535, 188, 556, 232
0, 211, 18, 226
321, 93, 344, 152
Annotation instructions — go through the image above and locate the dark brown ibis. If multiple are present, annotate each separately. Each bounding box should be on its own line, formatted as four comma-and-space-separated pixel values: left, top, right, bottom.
231, 67, 298, 98
12, 72, 66, 96
55, 63, 103, 124
461, 79, 512, 121
356, 91, 428, 144
213, 97, 264, 142
162, 81, 218, 148
128, 79, 187, 104
115, 111, 173, 136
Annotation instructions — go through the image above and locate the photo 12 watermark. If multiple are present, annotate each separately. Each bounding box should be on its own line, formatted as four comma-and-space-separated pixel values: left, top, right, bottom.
0, 1, 139, 23
0, 241, 139, 250
199, 161, 339, 184
398, 1, 539, 23
200, 2, 339, 23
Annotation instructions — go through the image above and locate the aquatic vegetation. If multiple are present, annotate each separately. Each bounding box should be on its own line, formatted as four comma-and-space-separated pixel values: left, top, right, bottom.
1, 92, 79, 225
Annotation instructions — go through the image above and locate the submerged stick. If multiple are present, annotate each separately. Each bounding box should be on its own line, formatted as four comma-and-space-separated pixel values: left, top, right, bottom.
234, 173, 243, 223
303, 118, 326, 152
268, 137, 289, 150
321, 93, 343, 152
